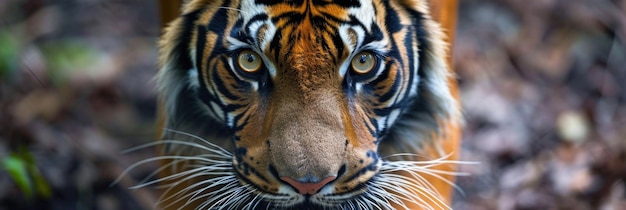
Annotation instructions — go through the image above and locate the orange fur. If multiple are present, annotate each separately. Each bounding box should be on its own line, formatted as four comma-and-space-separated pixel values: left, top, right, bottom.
415, 0, 460, 208
155, 0, 460, 209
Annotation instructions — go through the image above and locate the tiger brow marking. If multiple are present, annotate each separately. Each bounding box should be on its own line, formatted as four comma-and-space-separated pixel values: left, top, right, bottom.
347, 28, 358, 47
256, 24, 270, 45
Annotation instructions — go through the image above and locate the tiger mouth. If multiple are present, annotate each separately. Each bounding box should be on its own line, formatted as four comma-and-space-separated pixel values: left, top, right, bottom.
256, 199, 366, 210
231, 163, 372, 208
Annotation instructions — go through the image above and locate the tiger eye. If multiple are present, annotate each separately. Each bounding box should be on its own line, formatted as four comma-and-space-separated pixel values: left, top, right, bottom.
351, 52, 376, 74
238, 50, 262, 73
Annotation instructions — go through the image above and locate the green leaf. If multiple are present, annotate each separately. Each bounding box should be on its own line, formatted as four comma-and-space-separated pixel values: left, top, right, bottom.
17, 147, 52, 199
2, 154, 33, 198
31, 166, 52, 199
1, 147, 52, 199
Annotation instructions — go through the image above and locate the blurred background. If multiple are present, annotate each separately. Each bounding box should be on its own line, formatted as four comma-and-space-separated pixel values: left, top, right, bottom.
0, 0, 624, 209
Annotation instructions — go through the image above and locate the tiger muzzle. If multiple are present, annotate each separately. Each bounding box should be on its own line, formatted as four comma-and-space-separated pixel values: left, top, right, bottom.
267, 94, 346, 194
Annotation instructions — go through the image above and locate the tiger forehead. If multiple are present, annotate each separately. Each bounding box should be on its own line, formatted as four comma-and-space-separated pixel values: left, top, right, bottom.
262, 0, 361, 18
238, 0, 380, 51
274, 28, 339, 88
267, 4, 366, 49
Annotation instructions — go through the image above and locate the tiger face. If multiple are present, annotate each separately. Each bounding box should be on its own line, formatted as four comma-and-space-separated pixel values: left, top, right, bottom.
156, 0, 461, 209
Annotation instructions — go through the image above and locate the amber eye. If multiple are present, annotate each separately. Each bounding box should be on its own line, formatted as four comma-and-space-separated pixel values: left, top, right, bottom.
350, 52, 376, 74
237, 50, 263, 73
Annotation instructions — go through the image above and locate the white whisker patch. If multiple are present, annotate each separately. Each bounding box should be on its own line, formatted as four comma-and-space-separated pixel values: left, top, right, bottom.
117, 125, 474, 210
348, 0, 375, 32
114, 128, 308, 209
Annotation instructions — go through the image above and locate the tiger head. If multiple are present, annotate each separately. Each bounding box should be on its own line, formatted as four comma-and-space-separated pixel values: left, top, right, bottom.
156, 0, 460, 209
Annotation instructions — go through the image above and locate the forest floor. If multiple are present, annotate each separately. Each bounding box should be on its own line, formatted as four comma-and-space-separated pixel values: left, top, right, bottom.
1, 0, 625, 209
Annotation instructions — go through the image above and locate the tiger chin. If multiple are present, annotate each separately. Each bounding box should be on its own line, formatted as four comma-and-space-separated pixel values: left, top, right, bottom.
150, 0, 462, 209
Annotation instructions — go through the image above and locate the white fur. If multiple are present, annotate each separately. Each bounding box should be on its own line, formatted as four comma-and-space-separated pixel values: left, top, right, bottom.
348, 0, 375, 32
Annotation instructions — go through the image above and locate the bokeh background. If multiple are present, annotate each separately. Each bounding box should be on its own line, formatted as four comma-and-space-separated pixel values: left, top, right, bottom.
1, 0, 624, 209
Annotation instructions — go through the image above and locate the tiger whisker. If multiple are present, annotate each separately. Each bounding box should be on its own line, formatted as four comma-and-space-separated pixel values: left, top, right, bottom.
242, 189, 263, 209
359, 186, 392, 210
162, 128, 232, 155
114, 155, 224, 186
150, 159, 231, 186
375, 172, 449, 210
134, 156, 231, 189
187, 176, 239, 203
386, 179, 446, 209
115, 128, 243, 209
383, 161, 467, 195
200, 183, 250, 209
159, 169, 235, 202
380, 169, 445, 199
230, 188, 257, 210
382, 152, 432, 160
348, 152, 478, 210
378, 178, 423, 208
131, 164, 222, 190
120, 140, 230, 157
369, 182, 408, 208
162, 175, 238, 209
382, 152, 469, 165
361, 192, 387, 210
114, 130, 233, 186
378, 175, 443, 209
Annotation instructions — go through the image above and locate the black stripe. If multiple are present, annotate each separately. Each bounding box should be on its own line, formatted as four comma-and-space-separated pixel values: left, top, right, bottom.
210, 57, 241, 101
380, 5, 438, 146
371, 62, 399, 103
256, 0, 359, 7
243, 14, 270, 42
195, 25, 208, 74
175, 9, 205, 73
232, 106, 252, 130
383, 1, 403, 33
255, 0, 304, 6
364, 21, 385, 43
231, 18, 247, 42
342, 151, 379, 184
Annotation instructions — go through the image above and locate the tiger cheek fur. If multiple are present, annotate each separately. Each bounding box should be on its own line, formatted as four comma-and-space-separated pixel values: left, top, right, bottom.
155, 0, 461, 209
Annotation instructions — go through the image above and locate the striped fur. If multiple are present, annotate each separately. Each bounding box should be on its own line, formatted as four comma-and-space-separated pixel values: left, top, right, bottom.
152, 0, 461, 209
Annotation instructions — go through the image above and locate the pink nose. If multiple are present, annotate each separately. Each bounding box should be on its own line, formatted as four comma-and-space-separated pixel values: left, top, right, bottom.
280, 176, 337, 195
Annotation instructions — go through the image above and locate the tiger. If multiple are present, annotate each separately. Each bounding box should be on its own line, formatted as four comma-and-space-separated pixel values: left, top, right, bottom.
150, 0, 462, 209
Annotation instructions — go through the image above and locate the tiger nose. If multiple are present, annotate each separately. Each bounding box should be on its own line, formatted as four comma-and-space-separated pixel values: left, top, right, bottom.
280, 176, 337, 195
